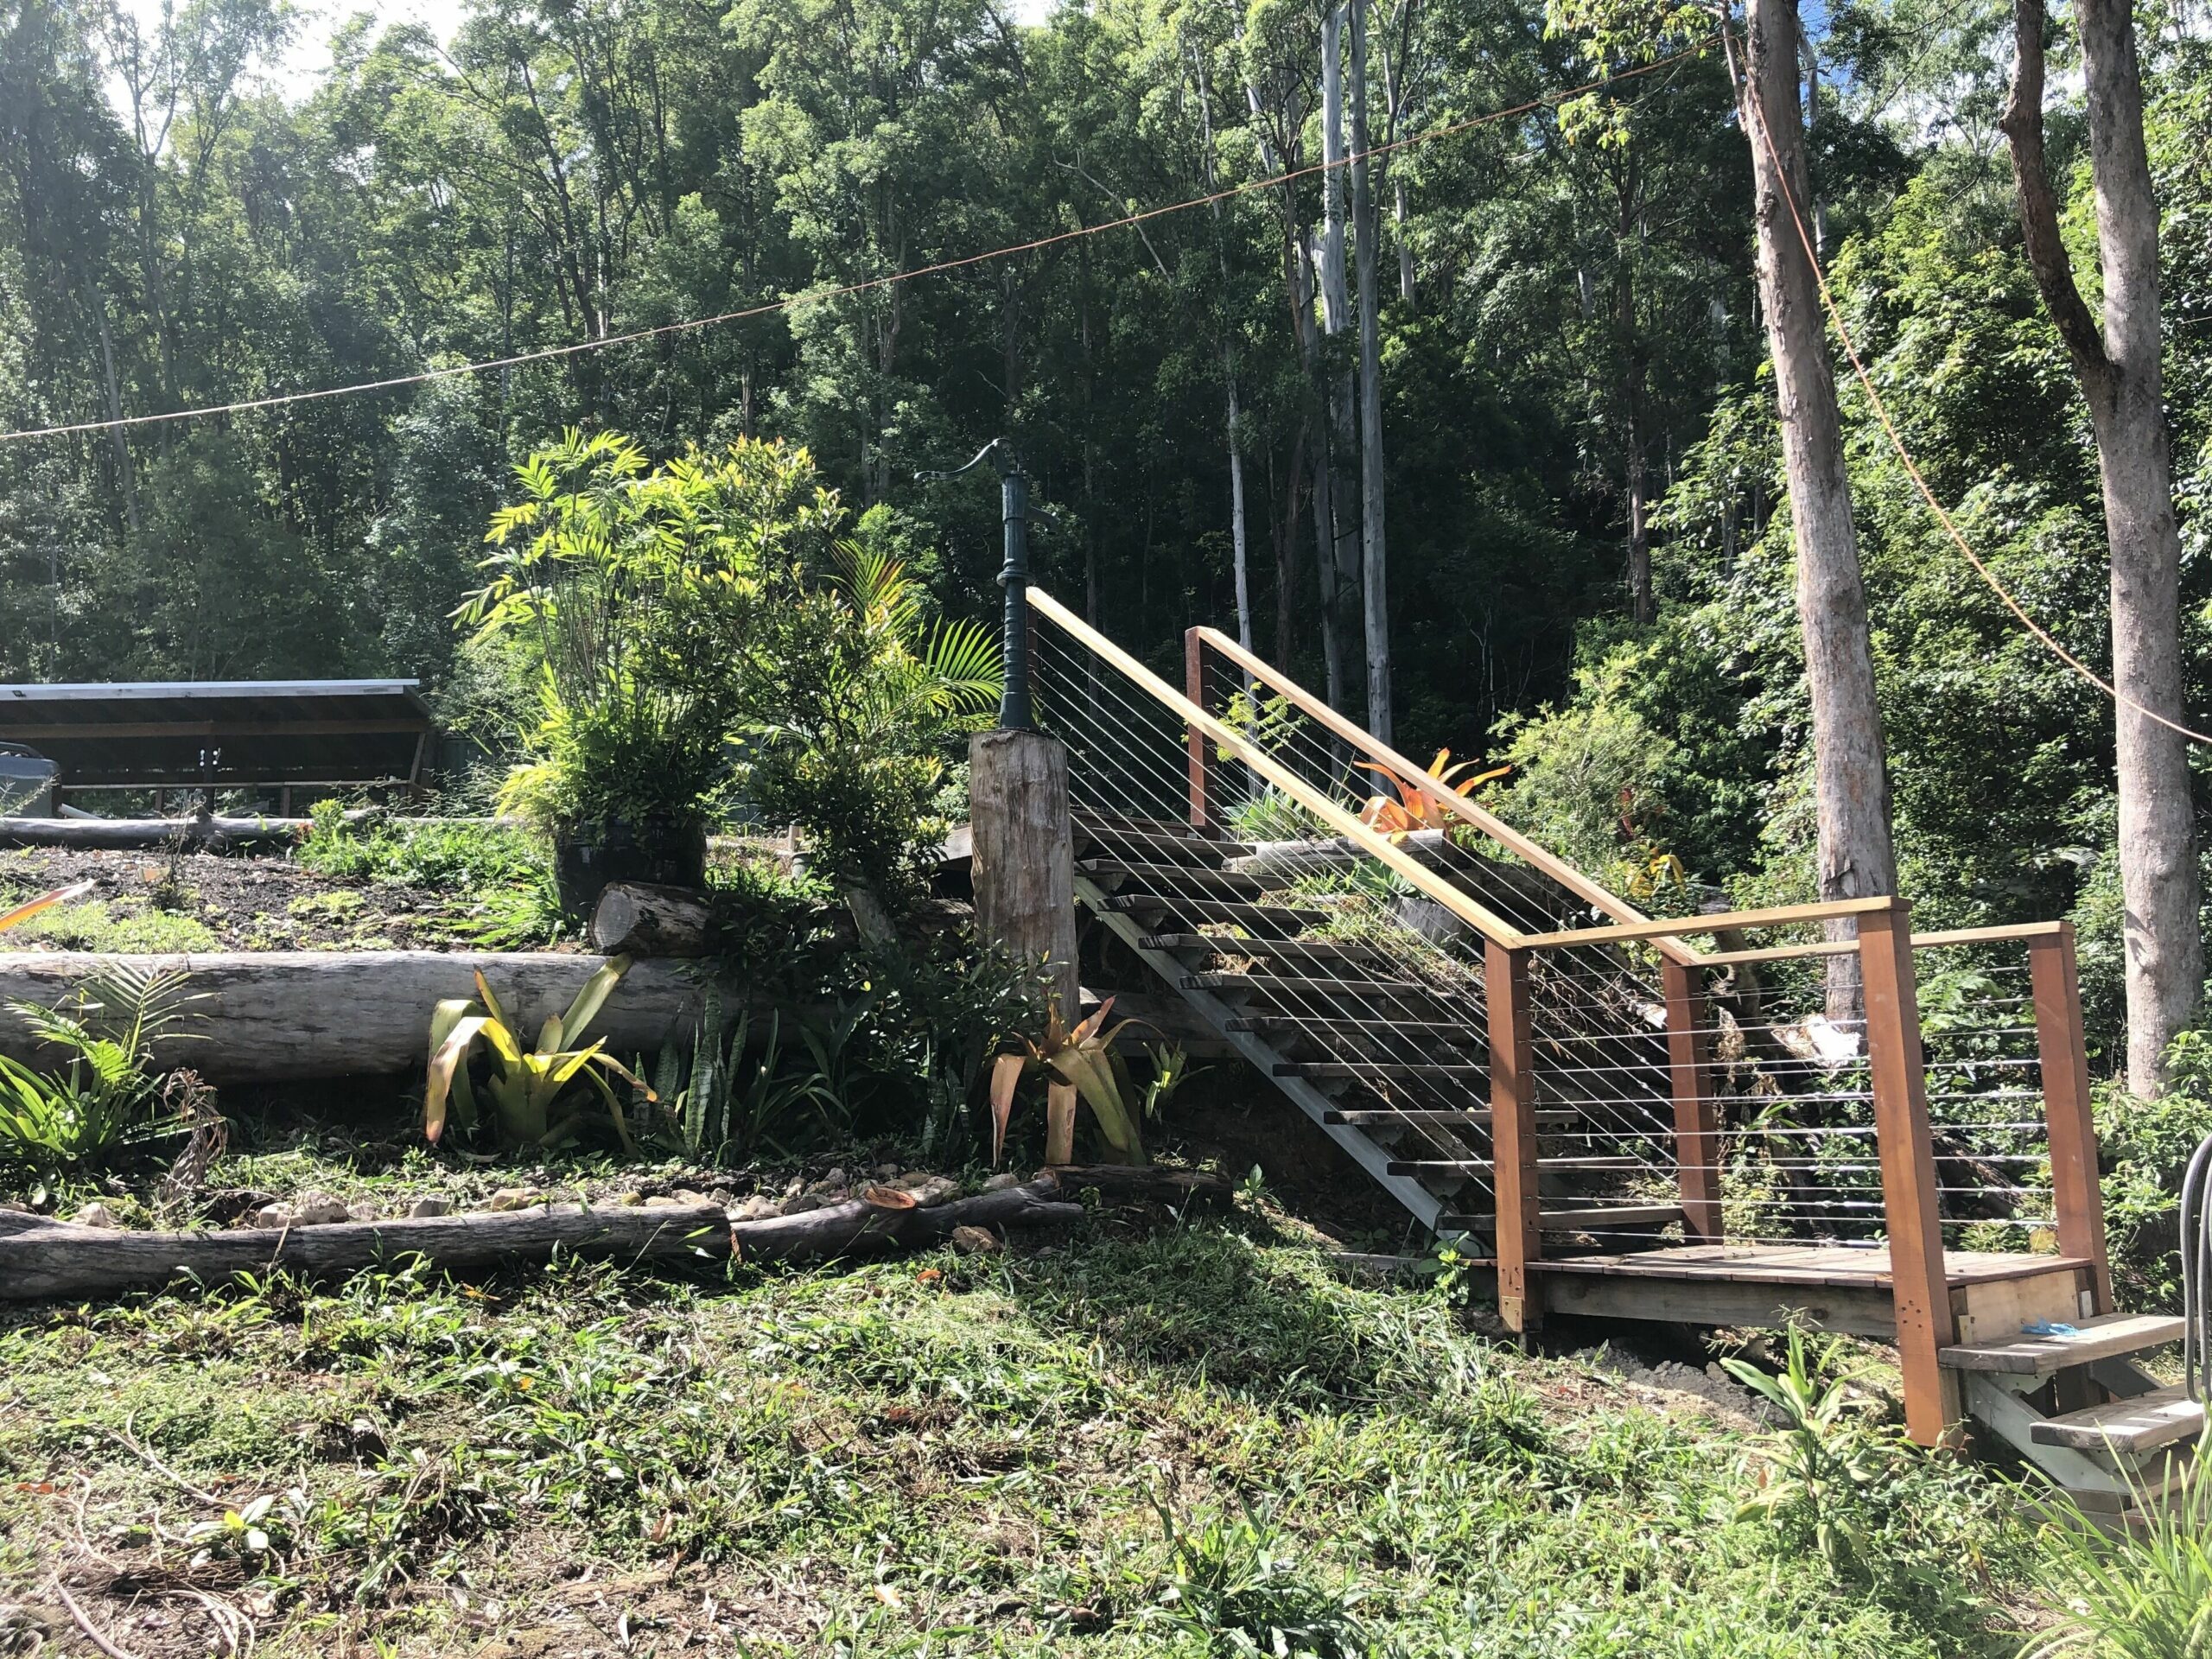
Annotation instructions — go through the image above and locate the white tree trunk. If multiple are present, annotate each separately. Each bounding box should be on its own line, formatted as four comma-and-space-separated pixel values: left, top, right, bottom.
1350, 0, 1391, 744
1742, 0, 1899, 1021
2004, 0, 2202, 1094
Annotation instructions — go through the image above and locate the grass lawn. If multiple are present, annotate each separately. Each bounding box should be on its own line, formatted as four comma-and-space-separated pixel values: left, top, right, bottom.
0, 1191, 2049, 1658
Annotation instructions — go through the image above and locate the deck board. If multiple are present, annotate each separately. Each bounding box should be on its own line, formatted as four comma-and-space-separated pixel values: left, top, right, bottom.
1529, 1244, 2093, 1293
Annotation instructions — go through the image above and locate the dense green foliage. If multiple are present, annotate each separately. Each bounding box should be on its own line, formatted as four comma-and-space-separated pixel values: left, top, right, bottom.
3, 0, 2210, 1063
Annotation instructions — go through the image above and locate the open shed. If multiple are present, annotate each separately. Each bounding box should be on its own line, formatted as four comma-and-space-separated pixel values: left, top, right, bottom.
0, 680, 434, 811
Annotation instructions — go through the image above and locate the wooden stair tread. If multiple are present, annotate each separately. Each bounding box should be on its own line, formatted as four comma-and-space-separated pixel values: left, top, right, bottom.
1185, 971, 1453, 1001
1440, 1204, 1685, 1234
1384, 1156, 1645, 1176
1274, 1062, 1487, 1081
1325, 1108, 1580, 1128
1078, 830, 1253, 867
2030, 1386, 2206, 1455
1138, 933, 1396, 967
1101, 897, 1329, 934
1939, 1313, 2185, 1376
1229, 1014, 1478, 1046
1078, 860, 1267, 897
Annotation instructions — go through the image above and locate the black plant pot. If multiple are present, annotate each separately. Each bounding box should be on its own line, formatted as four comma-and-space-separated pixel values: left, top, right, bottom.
553, 814, 709, 924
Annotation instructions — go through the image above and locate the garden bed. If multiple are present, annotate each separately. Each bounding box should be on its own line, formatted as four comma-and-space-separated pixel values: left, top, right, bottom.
0, 845, 553, 955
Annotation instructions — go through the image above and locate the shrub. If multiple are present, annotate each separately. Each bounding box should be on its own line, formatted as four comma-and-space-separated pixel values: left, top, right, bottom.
2096, 1028, 2212, 1310
0, 967, 202, 1171
2020, 1460, 2212, 1659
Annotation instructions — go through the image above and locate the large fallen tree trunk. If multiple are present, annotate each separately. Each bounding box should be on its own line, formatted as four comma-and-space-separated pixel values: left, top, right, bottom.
0, 814, 315, 851
0, 1172, 1200, 1300
0, 951, 711, 1082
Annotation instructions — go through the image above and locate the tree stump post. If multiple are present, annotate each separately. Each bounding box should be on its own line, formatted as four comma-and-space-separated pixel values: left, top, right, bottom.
969, 728, 1078, 1026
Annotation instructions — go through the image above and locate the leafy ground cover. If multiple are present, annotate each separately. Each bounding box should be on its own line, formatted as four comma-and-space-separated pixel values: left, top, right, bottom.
0, 1154, 2054, 1659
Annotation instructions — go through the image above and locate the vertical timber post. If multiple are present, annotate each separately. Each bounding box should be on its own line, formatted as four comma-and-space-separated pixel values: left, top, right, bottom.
1661, 956, 1723, 1243
1184, 629, 1209, 833
969, 729, 1078, 1033
2030, 923, 2112, 1313
1858, 899, 1961, 1446
1488, 938, 1542, 1332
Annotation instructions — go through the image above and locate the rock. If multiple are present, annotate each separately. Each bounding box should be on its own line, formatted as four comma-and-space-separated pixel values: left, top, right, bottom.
291, 1190, 352, 1226
981, 1172, 1023, 1192
782, 1178, 805, 1199
823, 1167, 848, 1188
780, 1193, 827, 1215
734, 1195, 779, 1221
612, 1192, 645, 1207
900, 1175, 958, 1206
69, 1202, 120, 1229
873, 1162, 902, 1181
709, 1188, 734, 1207
407, 1195, 454, 1218
950, 1224, 1000, 1255
255, 1203, 293, 1228
346, 1201, 379, 1223
486, 1188, 543, 1212
642, 1195, 682, 1209
671, 1188, 709, 1205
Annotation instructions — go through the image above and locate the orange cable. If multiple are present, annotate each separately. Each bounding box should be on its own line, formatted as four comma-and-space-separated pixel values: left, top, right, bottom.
0, 43, 1712, 445
1726, 25, 2212, 745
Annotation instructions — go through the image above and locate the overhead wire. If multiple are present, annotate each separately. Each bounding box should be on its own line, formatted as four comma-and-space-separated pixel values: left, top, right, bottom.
0, 42, 1717, 447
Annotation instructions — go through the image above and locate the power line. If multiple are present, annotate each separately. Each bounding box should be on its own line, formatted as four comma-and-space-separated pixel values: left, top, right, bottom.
0, 43, 1713, 446
1727, 25, 2212, 747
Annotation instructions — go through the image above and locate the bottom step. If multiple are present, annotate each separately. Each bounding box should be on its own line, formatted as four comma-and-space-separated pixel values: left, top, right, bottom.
2031, 1385, 2206, 1456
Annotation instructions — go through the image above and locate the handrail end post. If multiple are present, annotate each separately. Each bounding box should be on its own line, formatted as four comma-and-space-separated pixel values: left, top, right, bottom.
2029, 920, 2112, 1312
1857, 898, 1962, 1446
1488, 938, 1542, 1333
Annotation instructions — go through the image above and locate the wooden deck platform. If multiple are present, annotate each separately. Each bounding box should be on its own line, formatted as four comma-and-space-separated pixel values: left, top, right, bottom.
1534, 1244, 2100, 1338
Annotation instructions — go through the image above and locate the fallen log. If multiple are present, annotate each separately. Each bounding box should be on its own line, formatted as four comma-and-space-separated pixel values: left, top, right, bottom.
0, 813, 308, 851
589, 880, 714, 957
0, 951, 712, 1083
0, 1175, 1117, 1300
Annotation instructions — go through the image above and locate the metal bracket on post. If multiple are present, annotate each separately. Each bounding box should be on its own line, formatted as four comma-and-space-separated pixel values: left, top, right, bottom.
918, 438, 1042, 731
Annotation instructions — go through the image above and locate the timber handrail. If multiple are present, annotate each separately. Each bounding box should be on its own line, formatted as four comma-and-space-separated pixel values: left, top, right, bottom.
1695, 918, 2069, 968
1189, 626, 1698, 964
1028, 588, 1527, 944
1514, 896, 1897, 952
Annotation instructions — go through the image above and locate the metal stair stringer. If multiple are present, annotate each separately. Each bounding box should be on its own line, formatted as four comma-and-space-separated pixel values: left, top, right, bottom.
1077, 872, 1457, 1236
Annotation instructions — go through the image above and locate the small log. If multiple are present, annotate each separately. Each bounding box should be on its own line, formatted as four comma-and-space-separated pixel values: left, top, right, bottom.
0, 1179, 1094, 1300
0, 951, 711, 1083
969, 729, 1078, 1021
0, 813, 306, 851
588, 880, 715, 957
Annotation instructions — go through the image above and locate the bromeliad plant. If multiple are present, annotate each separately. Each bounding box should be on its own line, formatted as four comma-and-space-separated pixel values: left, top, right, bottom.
989, 997, 1151, 1167
424, 957, 650, 1152
1356, 749, 1508, 838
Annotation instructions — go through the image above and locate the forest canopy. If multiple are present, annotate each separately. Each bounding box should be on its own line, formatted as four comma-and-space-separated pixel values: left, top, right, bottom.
3, 0, 2210, 1066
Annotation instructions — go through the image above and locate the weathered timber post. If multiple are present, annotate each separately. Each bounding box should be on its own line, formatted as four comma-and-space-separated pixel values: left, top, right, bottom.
934, 440, 1079, 1042
2029, 923, 2112, 1312
1488, 938, 1542, 1332
1661, 956, 1724, 1243
969, 728, 1078, 1028
1858, 899, 1961, 1446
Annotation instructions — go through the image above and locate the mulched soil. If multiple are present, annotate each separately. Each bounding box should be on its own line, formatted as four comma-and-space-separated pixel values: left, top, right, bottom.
0, 846, 564, 953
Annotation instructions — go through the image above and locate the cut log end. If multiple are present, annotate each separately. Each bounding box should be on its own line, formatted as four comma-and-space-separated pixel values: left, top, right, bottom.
588, 880, 715, 957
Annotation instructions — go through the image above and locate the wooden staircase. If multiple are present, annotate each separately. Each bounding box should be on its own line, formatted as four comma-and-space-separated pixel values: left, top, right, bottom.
1075, 809, 1685, 1245
1021, 583, 2188, 1466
